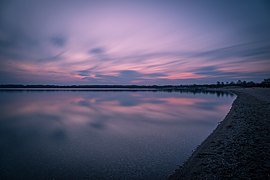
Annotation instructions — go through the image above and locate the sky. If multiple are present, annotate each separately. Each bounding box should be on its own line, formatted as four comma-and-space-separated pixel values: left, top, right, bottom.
0, 0, 270, 85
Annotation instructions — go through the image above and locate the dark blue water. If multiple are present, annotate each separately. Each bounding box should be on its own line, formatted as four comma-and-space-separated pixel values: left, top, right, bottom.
0, 90, 235, 179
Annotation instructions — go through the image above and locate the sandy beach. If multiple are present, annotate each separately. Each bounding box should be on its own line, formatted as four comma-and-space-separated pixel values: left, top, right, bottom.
169, 88, 270, 179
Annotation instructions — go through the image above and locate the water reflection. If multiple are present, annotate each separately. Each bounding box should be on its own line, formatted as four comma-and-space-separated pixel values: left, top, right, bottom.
0, 91, 235, 179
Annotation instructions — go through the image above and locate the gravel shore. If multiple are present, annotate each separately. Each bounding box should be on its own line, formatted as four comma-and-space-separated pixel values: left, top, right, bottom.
169, 88, 270, 180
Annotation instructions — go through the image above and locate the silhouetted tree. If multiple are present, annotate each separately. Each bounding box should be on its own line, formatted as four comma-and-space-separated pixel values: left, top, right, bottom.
237, 80, 242, 85
261, 78, 270, 87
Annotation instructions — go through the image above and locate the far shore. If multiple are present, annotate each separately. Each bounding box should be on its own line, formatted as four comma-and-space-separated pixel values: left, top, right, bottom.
169, 88, 270, 179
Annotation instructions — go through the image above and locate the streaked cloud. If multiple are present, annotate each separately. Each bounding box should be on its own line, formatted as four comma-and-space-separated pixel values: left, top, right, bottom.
0, 0, 269, 84
89, 47, 105, 55
50, 35, 67, 47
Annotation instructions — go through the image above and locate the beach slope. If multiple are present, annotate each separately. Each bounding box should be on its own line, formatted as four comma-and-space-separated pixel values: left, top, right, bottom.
169, 88, 270, 179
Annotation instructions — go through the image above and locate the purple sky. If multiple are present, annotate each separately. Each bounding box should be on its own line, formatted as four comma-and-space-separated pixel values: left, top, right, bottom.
0, 0, 270, 85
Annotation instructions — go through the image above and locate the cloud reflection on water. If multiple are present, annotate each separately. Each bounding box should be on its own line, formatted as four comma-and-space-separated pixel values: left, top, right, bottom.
0, 91, 235, 179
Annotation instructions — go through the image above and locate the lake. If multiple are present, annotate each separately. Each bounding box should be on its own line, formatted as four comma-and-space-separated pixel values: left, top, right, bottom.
0, 90, 235, 179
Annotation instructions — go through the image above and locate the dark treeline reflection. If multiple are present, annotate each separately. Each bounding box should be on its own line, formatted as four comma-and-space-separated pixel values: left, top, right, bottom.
158, 89, 234, 98
0, 87, 234, 98
0, 91, 235, 179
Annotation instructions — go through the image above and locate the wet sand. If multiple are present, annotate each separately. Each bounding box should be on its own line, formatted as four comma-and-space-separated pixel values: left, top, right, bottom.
169, 88, 270, 179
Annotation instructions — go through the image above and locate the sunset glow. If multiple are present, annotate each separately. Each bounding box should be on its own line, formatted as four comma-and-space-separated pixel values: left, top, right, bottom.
0, 0, 269, 84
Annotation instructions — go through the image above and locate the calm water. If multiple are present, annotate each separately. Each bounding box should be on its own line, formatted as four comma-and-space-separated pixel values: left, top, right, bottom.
0, 90, 235, 179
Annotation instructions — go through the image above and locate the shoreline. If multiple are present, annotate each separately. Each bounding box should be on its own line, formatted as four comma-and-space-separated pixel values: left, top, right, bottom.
169, 88, 270, 179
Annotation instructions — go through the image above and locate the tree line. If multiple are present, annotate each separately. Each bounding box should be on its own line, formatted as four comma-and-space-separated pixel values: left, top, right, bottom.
215, 78, 270, 88
0, 78, 269, 88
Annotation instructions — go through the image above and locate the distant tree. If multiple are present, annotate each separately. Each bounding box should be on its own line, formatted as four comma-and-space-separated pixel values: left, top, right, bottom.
261, 78, 270, 87
237, 80, 242, 85
246, 81, 256, 87
262, 78, 270, 84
